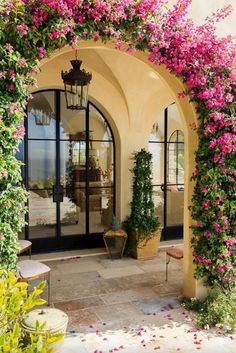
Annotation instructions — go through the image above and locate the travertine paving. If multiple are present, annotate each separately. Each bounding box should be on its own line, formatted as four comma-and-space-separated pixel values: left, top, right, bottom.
34, 249, 236, 352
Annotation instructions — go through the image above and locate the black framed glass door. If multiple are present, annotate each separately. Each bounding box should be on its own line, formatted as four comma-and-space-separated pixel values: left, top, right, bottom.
23, 90, 115, 252
149, 103, 184, 240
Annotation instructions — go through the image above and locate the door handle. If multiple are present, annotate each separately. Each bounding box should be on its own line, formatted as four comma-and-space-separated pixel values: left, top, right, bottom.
161, 184, 171, 192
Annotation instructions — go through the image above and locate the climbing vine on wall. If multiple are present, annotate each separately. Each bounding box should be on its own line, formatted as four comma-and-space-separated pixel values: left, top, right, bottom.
0, 0, 235, 311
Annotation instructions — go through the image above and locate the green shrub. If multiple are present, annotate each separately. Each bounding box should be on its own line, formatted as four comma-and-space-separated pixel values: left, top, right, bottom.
184, 286, 236, 332
0, 270, 63, 352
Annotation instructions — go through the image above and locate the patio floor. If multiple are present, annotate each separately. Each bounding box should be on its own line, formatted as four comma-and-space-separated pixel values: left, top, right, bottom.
30, 247, 236, 353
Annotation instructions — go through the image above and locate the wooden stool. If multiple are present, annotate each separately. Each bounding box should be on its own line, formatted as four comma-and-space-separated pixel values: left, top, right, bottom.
166, 246, 183, 281
17, 240, 32, 258
18, 260, 51, 305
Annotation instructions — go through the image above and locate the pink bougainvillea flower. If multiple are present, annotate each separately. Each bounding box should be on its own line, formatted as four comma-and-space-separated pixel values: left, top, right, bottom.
202, 201, 209, 210
18, 58, 27, 68
217, 265, 225, 273
16, 23, 29, 35
9, 83, 15, 91
5, 43, 13, 52
38, 47, 46, 58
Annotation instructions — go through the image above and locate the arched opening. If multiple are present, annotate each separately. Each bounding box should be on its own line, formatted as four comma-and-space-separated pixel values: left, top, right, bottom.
33, 43, 199, 296
19, 90, 116, 252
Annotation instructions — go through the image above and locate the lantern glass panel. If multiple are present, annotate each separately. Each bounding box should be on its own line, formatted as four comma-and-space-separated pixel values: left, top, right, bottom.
64, 83, 89, 110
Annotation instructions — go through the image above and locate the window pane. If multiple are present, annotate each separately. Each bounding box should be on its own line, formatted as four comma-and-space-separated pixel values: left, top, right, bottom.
89, 104, 112, 141
167, 185, 184, 226
89, 141, 114, 185
28, 190, 56, 239
16, 140, 25, 181
89, 188, 113, 233
28, 92, 56, 139
61, 188, 86, 236
28, 140, 56, 189
153, 186, 164, 227
60, 92, 86, 139
60, 141, 87, 188
168, 130, 184, 184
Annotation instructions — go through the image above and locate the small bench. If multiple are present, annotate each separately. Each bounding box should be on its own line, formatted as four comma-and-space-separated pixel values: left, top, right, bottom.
166, 246, 184, 281
18, 260, 51, 305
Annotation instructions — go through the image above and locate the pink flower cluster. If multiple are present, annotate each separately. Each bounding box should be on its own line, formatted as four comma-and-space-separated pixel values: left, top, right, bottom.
38, 47, 46, 58
8, 103, 23, 115
16, 23, 29, 35
195, 255, 212, 265
225, 238, 236, 246
209, 132, 236, 157
13, 125, 25, 137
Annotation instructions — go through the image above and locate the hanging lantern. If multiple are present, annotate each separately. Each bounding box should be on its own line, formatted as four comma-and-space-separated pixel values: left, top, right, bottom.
61, 53, 92, 110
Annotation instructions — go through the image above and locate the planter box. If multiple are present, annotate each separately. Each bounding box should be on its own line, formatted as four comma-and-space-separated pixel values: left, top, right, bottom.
132, 229, 161, 260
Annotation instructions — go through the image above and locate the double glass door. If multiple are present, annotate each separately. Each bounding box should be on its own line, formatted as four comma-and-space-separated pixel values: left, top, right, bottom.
22, 90, 115, 252
149, 103, 184, 240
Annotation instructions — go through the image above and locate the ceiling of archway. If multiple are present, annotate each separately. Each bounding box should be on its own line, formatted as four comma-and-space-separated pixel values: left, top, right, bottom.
37, 46, 174, 126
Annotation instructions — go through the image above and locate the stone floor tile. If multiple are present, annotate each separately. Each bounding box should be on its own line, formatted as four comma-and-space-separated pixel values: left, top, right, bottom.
93, 302, 143, 323
134, 295, 181, 314
58, 258, 105, 275
100, 287, 157, 305
98, 256, 139, 268
51, 271, 101, 288
67, 308, 101, 330
98, 265, 145, 279
54, 296, 105, 311
114, 272, 164, 289
138, 260, 182, 273
51, 282, 109, 302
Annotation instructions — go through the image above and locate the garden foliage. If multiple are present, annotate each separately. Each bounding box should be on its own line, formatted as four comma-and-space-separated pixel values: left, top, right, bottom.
0, 269, 63, 352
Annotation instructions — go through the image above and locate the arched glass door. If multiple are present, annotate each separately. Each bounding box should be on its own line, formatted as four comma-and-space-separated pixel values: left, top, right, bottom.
149, 103, 184, 240
21, 90, 115, 252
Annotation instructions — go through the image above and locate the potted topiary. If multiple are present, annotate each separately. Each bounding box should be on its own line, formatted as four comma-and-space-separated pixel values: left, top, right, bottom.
126, 148, 161, 259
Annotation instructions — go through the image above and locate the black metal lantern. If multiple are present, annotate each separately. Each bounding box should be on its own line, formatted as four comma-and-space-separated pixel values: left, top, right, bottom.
61, 54, 92, 110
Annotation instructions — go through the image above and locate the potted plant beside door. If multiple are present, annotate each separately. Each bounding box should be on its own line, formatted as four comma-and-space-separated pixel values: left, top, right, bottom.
126, 148, 161, 259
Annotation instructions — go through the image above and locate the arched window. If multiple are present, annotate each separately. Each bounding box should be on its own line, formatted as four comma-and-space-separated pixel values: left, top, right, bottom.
168, 130, 184, 185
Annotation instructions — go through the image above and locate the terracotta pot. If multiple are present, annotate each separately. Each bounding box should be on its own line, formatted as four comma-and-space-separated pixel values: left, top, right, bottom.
132, 229, 161, 260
